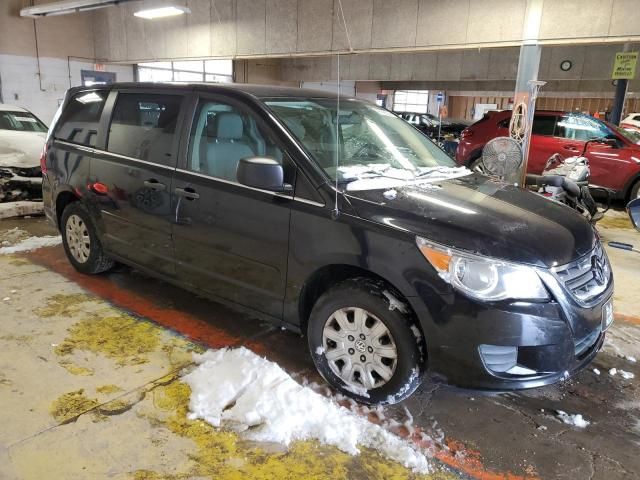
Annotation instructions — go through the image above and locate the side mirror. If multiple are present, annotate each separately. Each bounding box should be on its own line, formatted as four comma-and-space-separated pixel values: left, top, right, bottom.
596, 137, 618, 148
236, 157, 292, 193
628, 197, 640, 231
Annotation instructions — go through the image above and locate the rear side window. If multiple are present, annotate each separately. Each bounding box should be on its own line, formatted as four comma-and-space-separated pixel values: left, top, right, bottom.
531, 115, 557, 136
55, 90, 107, 147
107, 93, 182, 165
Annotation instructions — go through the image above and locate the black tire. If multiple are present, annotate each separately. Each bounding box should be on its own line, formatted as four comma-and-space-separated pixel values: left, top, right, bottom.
308, 278, 424, 405
630, 180, 640, 201
60, 202, 114, 274
469, 155, 485, 173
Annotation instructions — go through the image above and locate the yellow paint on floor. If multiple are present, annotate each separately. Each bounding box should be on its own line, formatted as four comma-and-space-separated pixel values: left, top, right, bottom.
53, 312, 161, 366
50, 389, 99, 424
34, 293, 95, 317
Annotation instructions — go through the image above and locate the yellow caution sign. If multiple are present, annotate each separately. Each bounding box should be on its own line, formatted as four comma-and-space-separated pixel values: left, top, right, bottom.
612, 52, 639, 80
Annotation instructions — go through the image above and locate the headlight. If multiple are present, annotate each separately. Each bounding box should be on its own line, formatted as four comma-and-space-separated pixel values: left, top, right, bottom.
416, 236, 549, 301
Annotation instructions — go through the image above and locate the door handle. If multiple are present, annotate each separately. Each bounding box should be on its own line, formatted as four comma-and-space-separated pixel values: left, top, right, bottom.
175, 187, 200, 200
563, 145, 579, 152
144, 179, 166, 191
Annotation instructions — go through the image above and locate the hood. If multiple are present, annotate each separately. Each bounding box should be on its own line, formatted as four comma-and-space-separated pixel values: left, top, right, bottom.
0, 131, 46, 168
346, 174, 595, 268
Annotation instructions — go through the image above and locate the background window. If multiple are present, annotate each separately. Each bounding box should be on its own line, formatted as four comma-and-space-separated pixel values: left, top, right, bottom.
188, 100, 289, 183
137, 60, 233, 84
107, 93, 182, 165
393, 90, 429, 114
55, 90, 107, 147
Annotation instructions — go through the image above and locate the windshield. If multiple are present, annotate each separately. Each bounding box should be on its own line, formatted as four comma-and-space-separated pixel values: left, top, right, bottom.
0, 110, 47, 133
264, 98, 459, 188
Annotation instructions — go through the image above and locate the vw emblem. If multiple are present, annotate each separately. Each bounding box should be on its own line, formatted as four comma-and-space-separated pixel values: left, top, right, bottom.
591, 256, 606, 286
354, 340, 366, 353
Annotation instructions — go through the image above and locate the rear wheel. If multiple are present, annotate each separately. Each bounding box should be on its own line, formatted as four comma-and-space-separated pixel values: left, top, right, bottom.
61, 202, 114, 274
308, 278, 424, 404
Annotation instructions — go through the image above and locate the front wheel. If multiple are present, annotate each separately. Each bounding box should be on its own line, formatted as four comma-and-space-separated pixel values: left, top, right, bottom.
469, 155, 487, 174
61, 202, 114, 274
630, 179, 640, 201
308, 278, 424, 404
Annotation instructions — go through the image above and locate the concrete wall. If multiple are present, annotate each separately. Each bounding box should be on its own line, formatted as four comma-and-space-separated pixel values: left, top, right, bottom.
279, 44, 640, 93
93, 0, 640, 62
0, 1, 133, 122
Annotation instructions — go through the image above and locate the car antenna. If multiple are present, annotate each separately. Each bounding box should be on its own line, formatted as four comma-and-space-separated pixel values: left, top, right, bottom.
332, 0, 354, 220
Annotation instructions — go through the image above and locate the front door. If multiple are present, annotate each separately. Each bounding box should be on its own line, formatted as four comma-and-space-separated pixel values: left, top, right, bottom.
90, 90, 186, 276
172, 95, 294, 318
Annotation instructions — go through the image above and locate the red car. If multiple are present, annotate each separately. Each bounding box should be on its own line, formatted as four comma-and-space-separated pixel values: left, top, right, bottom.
456, 110, 640, 200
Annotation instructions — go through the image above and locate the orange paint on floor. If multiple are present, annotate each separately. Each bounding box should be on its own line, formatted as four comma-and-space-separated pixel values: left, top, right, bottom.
23, 246, 538, 480
616, 313, 640, 326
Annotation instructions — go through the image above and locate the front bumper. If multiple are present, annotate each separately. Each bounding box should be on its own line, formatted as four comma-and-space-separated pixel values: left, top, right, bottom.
410, 275, 612, 390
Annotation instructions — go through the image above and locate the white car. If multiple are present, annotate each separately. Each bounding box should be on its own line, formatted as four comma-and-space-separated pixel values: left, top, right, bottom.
621, 113, 640, 132
0, 105, 47, 202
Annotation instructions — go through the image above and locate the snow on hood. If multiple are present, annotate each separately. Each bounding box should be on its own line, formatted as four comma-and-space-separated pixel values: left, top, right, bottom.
343, 165, 472, 192
0, 131, 46, 168
182, 347, 431, 473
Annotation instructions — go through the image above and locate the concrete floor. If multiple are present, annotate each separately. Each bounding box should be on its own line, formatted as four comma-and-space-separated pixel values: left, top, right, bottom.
0, 211, 639, 480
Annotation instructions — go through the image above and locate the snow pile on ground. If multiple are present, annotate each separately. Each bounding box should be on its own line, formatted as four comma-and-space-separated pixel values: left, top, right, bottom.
0, 233, 61, 254
182, 347, 431, 473
556, 410, 590, 428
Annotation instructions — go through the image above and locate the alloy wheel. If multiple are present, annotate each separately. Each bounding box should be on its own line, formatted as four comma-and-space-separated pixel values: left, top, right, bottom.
322, 307, 398, 391
65, 214, 91, 263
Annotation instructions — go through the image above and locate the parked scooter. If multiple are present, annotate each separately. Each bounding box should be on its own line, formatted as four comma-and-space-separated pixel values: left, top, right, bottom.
608, 198, 640, 253
524, 138, 611, 223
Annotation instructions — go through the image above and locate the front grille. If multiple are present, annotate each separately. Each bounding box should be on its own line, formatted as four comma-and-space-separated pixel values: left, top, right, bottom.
574, 326, 601, 358
552, 243, 610, 305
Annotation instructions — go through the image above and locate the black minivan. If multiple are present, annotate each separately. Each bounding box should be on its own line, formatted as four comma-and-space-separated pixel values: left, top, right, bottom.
42, 83, 613, 404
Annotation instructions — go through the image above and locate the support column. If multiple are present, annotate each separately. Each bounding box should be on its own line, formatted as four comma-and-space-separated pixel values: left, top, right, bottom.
610, 43, 631, 125
512, 0, 544, 185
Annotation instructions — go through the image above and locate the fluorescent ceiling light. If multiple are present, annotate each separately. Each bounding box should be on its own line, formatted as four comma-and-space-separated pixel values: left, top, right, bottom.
134, 6, 189, 19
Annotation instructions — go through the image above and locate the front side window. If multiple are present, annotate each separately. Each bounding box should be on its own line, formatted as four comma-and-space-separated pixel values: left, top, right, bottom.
187, 99, 290, 183
264, 98, 457, 189
55, 90, 107, 146
107, 93, 182, 165
0, 111, 47, 133
556, 114, 610, 141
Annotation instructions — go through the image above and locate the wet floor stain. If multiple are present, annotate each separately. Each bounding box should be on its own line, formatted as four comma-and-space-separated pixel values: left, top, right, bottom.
599, 214, 633, 230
